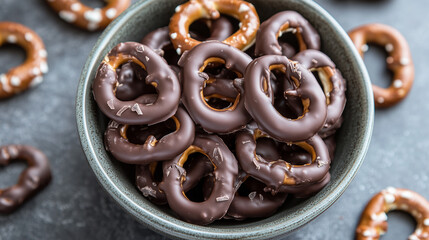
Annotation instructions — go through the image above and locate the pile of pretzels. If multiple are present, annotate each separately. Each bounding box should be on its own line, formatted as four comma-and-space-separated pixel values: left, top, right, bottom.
93, 0, 347, 225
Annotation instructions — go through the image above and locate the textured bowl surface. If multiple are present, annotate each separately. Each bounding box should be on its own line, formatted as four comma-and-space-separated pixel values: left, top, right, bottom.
76, 0, 374, 239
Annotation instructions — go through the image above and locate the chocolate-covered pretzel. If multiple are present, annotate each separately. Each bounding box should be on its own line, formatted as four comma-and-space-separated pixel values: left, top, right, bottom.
0, 22, 48, 99
169, 0, 259, 54
356, 187, 429, 240
93, 42, 181, 125
0, 145, 51, 213
180, 41, 252, 133
254, 11, 320, 57
349, 23, 414, 108
292, 50, 347, 136
104, 106, 195, 164
136, 156, 213, 205
159, 134, 238, 225
226, 176, 288, 220
235, 128, 330, 193
244, 55, 327, 142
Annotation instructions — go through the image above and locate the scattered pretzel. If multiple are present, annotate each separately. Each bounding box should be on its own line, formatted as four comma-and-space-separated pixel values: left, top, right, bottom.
0, 145, 51, 213
0, 22, 48, 99
169, 0, 260, 54
47, 0, 131, 31
348, 23, 414, 108
356, 187, 429, 240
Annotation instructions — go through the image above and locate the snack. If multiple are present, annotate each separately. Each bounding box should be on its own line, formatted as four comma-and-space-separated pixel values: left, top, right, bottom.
47, 0, 130, 31
104, 106, 195, 164
169, 0, 259, 54
0, 145, 51, 213
243, 55, 327, 142
255, 11, 321, 56
0, 22, 48, 99
349, 23, 414, 108
180, 41, 252, 133
92, 42, 181, 125
159, 134, 239, 225
94, 1, 347, 225
356, 187, 429, 240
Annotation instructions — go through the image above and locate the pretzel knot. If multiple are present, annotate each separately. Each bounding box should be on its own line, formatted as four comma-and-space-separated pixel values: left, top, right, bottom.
169, 0, 260, 54
0, 22, 48, 99
47, 0, 131, 31
92, 42, 181, 125
348, 23, 414, 108
159, 134, 238, 225
0, 145, 51, 213
356, 187, 429, 240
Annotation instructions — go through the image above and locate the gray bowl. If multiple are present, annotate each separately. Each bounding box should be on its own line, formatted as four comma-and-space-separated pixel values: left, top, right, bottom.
76, 0, 374, 239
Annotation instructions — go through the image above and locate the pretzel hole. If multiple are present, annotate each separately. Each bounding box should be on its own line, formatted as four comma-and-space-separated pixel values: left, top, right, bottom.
0, 161, 26, 189
277, 26, 302, 54
122, 118, 177, 144
200, 58, 241, 111
0, 44, 26, 74
364, 44, 393, 88
148, 162, 164, 183
236, 177, 266, 197
182, 152, 214, 202
269, 67, 305, 119
115, 62, 157, 101
79, 0, 105, 8
382, 211, 416, 239
310, 67, 334, 105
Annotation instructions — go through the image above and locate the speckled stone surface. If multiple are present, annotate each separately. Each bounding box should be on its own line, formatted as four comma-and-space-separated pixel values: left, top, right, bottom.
0, 0, 427, 239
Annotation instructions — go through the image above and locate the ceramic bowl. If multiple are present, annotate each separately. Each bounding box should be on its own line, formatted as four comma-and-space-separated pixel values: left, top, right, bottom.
76, 0, 374, 239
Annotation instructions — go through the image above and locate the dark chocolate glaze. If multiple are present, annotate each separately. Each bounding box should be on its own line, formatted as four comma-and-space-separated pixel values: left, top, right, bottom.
0, 145, 51, 214
203, 78, 239, 99
235, 129, 330, 193
226, 176, 288, 220
323, 134, 337, 161
254, 11, 320, 57
141, 27, 172, 53
244, 55, 327, 142
135, 156, 213, 205
278, 172, 331, 198
104, 106, 195, 164
180, 41, 252, 133
159, 134, 238, 225
206, 16, 234, 41
93, 42, 180, 125
292, 50, 347, 135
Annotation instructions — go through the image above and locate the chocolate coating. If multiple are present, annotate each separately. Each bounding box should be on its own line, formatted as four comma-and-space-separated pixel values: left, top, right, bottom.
104, 106, 195, 164
136, 156, 213, 205
243, 55, 327, 142
0, 145, 51, 213
235, 129, 330, 193
159, 134, 238, 225
226, 176, 288, 220
180, 41, 252, 133
93, 42, 180, 125
115, 62, 156, 101
254, 11, 320, 57
292, 50, 347, 135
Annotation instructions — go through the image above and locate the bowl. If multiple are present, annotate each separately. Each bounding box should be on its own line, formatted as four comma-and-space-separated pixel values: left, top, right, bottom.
76, 0, 374, 239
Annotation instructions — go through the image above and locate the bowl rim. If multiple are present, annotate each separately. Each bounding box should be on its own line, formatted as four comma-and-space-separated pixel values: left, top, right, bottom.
76, 0, 374, 239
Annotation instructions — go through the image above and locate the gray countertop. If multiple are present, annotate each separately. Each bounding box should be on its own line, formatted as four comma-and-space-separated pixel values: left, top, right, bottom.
0, 0, 427, 239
